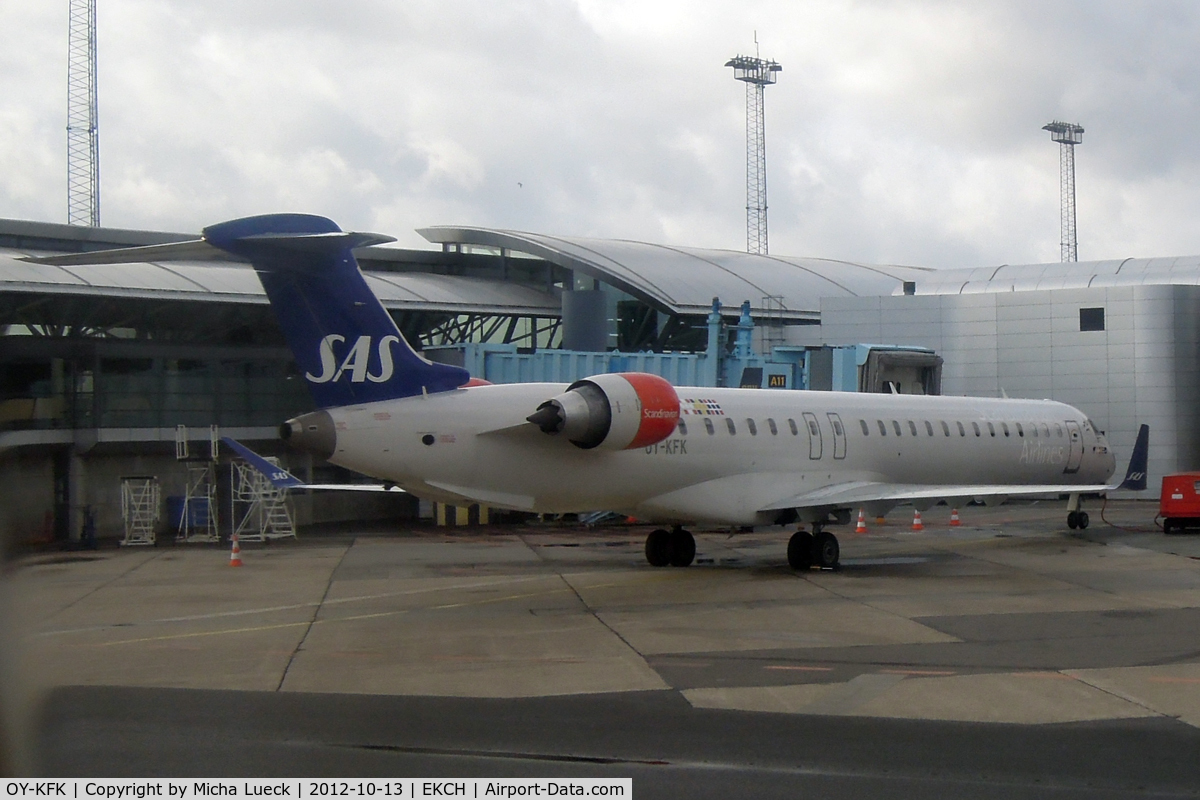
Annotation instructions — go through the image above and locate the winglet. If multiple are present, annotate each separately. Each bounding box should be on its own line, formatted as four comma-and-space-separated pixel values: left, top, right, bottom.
1117, 424, 1149, 491
221, 437, 305, 489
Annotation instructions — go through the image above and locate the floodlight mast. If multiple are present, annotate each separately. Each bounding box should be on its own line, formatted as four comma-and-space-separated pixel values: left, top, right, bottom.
1043, 121, 1083, 262
67, 0, 100, 227
726, 50, 781, 255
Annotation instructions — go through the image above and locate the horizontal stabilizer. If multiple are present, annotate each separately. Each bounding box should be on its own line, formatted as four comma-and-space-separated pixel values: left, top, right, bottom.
19, 239, 230, 266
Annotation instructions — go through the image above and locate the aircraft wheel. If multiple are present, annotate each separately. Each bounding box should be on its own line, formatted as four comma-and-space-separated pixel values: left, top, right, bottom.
668, 529, 696, 567
814, 531, 840, 569
1077, 511, 1089, 530
645, 529, 671, 567
1067, 511, 1079, 529
787, 531, 813, 571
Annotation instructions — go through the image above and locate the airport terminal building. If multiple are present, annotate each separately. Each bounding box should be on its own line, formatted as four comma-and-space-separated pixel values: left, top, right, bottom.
2, 215, 1198, 543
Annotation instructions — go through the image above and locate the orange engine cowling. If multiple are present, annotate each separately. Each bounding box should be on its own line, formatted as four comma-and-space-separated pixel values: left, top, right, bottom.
526, 372, 680, 450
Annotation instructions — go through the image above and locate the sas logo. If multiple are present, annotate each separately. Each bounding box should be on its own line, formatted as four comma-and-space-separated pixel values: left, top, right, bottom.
306, 334, 401, 384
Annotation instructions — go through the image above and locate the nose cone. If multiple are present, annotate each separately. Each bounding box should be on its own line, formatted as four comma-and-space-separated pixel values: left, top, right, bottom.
279, 409, 335, 461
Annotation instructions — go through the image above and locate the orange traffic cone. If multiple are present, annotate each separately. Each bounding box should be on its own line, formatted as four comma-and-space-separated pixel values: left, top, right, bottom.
229, 533, 243, 567
911, 509, 924, 531
855, 509, 868, 534
949, 508, 961, 526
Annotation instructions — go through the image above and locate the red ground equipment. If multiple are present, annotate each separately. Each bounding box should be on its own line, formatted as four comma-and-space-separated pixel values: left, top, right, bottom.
1159, 473, 1200, 533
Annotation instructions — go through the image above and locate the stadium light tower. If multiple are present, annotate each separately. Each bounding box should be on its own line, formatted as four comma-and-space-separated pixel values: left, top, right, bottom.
1043, 121, 1083, 262
726, 42, 781, 255
67, 0, 100, 227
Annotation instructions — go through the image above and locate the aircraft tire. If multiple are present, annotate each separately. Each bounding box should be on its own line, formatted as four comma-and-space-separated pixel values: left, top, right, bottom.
669, 529, 696, 567
645, 529, 672, 567
1077, 511, 1089, 529
787, 531, 814, 571
1067, 512, 1079, 529
814, 531, 840, 569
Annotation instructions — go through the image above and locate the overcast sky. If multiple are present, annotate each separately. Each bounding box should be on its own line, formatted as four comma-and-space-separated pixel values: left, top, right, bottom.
2, 1, 1199, 267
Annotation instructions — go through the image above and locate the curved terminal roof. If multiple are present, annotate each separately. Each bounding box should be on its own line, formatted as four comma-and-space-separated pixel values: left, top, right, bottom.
901, 256, 1200, 295
419, 226, 931, 319
0, 248, 561, 316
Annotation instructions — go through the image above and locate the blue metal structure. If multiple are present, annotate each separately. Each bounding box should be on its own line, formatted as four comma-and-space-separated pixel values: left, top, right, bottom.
427, 299, 938, 393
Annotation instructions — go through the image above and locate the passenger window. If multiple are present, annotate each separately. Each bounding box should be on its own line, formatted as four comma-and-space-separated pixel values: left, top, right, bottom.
892, 420, 902, 436
924, 421, 934, 436
677, 420, 688, 436
1042, 423, 1051, 438
747, 419, 757, 435
860, 419, 870, 436
767, 418, 778, 435
726, 418, 737, 435
908, 421, 918, 436
1016, 423, 1024, 437
808, 419, 820, 436
972, 422, 981, 437
788, 418, 799, 435
877, 420, 887, 436
957, 421, 966, 437
704, 418, 714, 435
1055, 424, 1063, 437
987, 422, 996, 437
1001, 423, 1010, 437
832, 419, 843, 436
940, 421, 950, 437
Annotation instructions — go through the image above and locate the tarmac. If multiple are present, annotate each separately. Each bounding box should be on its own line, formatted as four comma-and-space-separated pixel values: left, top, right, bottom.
9, 500, 1200, 797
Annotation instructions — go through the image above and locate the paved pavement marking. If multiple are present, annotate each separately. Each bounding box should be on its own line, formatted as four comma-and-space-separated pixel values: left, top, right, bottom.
94, 609, 413, 646
83, 583, 597, 647
34, 574, 555, 637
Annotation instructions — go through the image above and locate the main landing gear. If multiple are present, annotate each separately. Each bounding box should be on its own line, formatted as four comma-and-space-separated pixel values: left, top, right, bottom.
645, 526, 696, 567
788, 525, 840, 571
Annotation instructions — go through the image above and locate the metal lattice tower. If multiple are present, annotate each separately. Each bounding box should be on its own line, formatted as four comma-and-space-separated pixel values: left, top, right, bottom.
67, 0, 100, 226
1043, 121, 1084, 262
726, 46, 781, 254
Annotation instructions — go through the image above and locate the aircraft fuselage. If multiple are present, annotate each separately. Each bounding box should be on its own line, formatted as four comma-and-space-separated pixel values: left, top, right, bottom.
302, 383, 1116, 526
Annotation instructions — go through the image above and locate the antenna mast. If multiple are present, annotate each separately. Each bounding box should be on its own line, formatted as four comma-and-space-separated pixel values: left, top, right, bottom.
726, 37, 781, 255
67, 0, 100, 226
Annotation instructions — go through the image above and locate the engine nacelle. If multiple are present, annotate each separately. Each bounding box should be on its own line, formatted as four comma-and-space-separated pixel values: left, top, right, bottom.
526, 372, 680, 450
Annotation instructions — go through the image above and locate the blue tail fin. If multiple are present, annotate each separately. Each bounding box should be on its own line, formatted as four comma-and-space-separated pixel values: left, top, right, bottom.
204, 214, 469, 408
1118, 424, 1149, 491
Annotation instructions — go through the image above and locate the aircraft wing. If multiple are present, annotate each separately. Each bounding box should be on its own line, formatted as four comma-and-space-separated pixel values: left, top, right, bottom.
758, 481, 1113, 511
761, 423, 1149, 512
221, 437, 405, 493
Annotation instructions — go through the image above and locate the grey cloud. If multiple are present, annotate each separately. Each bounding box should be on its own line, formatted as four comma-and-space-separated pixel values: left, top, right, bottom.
3, 1, 1200, 266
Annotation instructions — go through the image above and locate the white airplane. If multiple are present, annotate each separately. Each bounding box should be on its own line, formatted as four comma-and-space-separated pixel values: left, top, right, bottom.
34, 214, 1148, 570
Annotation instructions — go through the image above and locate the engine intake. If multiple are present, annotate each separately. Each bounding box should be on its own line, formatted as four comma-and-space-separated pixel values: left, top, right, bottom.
527, 372, 680, 450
